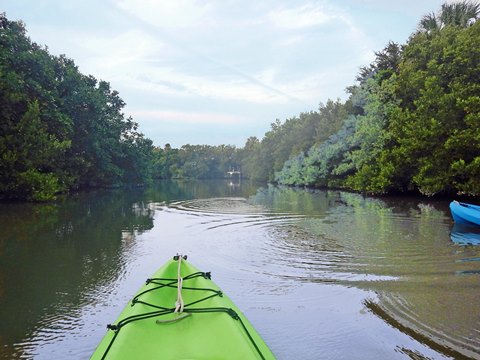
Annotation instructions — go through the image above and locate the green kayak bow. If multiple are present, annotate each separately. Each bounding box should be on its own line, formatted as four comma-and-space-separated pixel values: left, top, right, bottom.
91, 255, 276, 359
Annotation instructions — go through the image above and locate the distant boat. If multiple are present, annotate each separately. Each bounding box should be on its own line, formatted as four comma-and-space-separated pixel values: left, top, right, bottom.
450, 223, 480, 245
449, 201, 480, 226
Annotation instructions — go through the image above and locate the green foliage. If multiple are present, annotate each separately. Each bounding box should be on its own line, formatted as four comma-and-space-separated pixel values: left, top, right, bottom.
240, 100, 345, 182
0, 14, 154, 200
374, 21, 480, 195
152, 144, 239, 180
276, 40, 402, 191
0, 100, 70, 200
238, 136, 262, 180
418, 1, 480, 34
275, 115, 357, 187
17, 169, 63, 201
342, 76, 397, 192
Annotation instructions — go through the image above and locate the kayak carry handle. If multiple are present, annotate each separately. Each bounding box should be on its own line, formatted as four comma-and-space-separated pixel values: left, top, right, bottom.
155, 312, 192, 324
173, 254, 188, 261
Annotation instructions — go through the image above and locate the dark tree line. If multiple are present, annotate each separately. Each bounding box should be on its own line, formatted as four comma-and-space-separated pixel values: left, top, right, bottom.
3, 1, 480, 200
152, 144, 239, 179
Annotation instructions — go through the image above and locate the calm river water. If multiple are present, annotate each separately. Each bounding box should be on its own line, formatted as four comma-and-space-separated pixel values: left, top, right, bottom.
1, 180, 479, 359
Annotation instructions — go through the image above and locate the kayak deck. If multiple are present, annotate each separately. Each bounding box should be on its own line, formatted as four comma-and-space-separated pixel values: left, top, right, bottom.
91, 256, 275, 359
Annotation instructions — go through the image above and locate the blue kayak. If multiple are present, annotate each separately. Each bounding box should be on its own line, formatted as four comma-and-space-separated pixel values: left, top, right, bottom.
450, 201, 480, 226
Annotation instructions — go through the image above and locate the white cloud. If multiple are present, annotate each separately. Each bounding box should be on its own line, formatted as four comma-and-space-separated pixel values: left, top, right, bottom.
128, 67, 292, 104
132, 110, 246, 125
267, 3, 333, 29
278, 35, 305, 47
79, 30, 163, 74
256, 67, 278, 85
116, 0, 213, 29
110, 0, 373, 107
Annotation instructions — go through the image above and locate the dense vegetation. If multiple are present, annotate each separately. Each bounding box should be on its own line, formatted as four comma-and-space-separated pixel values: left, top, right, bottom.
273, 1, 480, 196
2, 1, 480, 201
0, 14, 153, 200
152, 144, 239, 179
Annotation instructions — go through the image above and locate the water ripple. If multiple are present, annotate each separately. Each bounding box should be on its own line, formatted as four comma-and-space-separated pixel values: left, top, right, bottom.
154, 195, 480, 359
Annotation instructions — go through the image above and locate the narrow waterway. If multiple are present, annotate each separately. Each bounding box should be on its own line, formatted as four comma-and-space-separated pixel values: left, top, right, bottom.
0, 180, 479, 359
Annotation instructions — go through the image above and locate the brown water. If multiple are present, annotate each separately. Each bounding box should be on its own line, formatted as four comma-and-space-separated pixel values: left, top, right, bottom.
0, 180, 479, 359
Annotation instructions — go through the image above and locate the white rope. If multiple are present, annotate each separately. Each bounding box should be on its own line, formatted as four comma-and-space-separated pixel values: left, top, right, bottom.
174, 255, 185, 313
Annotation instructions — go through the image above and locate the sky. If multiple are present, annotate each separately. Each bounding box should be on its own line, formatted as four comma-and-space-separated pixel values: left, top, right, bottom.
1, 0, 448, 148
